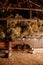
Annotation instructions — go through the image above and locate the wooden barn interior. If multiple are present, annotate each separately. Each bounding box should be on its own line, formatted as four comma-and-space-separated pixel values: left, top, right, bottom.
0, 0, 43, 65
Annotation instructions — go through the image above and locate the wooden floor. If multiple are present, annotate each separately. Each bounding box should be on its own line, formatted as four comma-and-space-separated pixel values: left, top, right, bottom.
0, 51, 43, 65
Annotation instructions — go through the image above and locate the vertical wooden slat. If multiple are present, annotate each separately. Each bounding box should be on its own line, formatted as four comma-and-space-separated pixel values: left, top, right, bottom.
8, 42, 12, 58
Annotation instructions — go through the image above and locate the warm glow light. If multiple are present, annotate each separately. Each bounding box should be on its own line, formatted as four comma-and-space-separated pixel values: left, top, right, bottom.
34, 38, 36, 40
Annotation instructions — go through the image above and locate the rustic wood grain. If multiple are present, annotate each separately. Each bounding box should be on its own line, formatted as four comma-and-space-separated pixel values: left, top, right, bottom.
0, 52, 43, 65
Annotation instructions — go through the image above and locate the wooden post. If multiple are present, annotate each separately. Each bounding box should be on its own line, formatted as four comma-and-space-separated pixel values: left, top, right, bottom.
8, 42, 12, 58
30, 2, 32, 19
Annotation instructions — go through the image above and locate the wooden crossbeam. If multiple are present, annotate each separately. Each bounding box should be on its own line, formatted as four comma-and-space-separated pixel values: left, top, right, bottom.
0, 6, 43, 12
7, 8, 43, 12
29, 0, 41, 8
0, 18, 38, 20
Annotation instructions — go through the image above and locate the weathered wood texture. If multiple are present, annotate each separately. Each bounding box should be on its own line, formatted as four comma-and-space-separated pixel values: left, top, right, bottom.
0, 52, 43, 65
0, 42, 8, 49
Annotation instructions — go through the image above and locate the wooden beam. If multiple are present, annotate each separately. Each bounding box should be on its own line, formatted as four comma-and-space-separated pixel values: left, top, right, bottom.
29, 0, 41, 8
7, 7, 43, 12
0, 7, 43, 12
0, 18, 43, 21
0, 18, 39, 21
30, 10, 32, 19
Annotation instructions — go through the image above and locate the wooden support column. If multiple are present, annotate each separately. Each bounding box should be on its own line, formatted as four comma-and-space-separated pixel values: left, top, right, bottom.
8, 42, 12, 58
30, 2, 32, 19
